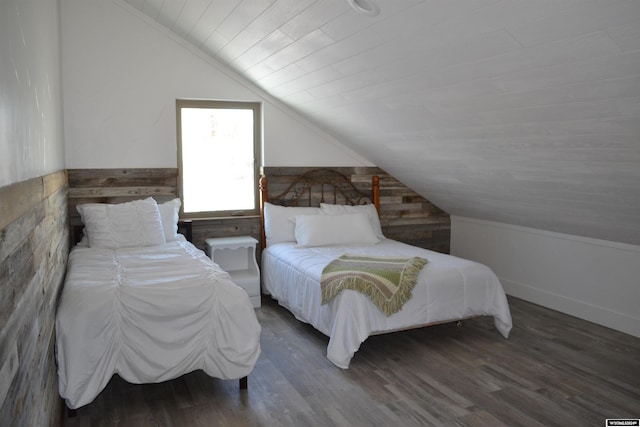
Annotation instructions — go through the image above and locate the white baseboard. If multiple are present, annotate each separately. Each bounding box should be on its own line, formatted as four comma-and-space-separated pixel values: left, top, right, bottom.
451, 216, 640, 339
501, 277, 640, 338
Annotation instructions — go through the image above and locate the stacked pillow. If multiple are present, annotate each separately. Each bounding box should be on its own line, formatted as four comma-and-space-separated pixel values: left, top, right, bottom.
77, 197, 181, 249
157, 198, 181, 241
291, 212, 379, 247
263, 202, 321, 246
263, 201, 384, 247
319, 202, 384, 240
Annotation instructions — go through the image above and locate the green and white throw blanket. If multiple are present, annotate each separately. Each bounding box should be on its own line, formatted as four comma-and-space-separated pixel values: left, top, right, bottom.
321, 254, 428, 316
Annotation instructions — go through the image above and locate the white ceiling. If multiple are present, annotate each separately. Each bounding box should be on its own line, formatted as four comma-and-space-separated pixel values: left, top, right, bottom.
123, 0, 640, 245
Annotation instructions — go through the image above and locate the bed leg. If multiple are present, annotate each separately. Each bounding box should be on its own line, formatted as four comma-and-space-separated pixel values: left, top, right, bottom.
239, 376, 248, 390
61, 397, 77, 419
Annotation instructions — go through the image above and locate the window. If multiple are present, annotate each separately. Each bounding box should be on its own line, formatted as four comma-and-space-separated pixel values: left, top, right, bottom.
177, 99, 261, 218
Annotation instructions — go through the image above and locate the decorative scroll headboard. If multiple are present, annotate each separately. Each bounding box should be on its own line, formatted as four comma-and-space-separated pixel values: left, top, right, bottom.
259, 168, 380, 249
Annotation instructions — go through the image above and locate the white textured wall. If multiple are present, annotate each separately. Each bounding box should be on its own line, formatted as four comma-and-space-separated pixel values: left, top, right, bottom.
0, 0, 65, 186
61, 0, 371, 169
451, 216, 640, 338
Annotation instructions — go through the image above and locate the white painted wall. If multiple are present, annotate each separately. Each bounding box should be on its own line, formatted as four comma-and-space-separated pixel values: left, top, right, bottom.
59, 0, 640, 341
61, 0, 372, 169
451, 216, 640, 338
0, 0, 65, 187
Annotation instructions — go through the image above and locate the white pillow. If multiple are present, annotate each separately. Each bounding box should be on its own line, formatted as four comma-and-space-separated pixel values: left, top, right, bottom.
263, 202, 321, 246
157, 198, 181, 241
320, 203, 384, 240
77, 197, 166, 249
292, 213, 379, 247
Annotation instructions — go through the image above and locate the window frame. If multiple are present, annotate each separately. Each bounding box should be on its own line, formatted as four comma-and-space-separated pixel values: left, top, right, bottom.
176, 99, 262, 219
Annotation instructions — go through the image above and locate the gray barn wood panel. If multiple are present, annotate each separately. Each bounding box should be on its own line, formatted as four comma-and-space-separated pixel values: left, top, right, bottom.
67, 168, 179, 233
190, 217, 262, 252
0, 170, 68, 427
67, 168, 261, 253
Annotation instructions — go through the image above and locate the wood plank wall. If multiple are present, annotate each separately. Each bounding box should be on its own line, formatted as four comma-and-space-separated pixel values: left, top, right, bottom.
0, 170, 69, 427
67, 168, 262, 253
67, 168, 179, 241
190, 216, 262, 254
67, 166, 449, 260
263, 167, 451, 253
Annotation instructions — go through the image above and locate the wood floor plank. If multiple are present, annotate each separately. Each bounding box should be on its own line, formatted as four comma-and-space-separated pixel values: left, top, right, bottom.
62, 296, 640, 427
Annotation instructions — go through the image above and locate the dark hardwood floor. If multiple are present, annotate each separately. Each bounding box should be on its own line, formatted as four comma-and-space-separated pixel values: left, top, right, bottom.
63, 296, 640, 427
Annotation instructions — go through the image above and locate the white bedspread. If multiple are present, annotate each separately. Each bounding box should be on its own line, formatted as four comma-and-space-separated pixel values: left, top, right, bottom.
56, 238, 261, 409
262, 239, 511, 369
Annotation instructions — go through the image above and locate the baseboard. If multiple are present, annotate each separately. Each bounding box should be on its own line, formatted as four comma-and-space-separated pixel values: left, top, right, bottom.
451, 215, 640, 340
501, 277, 640, 338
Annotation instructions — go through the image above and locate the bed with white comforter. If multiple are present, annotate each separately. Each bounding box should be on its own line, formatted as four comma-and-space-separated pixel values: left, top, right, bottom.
56, 197, 261, 409
260, 198, 511, 369
263, 239, 511, 369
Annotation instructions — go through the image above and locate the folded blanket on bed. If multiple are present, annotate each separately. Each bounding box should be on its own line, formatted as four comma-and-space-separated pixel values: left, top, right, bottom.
321, 254, 428, 316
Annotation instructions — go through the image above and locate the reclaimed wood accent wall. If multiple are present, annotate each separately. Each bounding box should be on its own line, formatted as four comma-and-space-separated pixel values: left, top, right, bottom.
190, 217, 262, 254
66, 166, 448, 263
67, 168, 179, 242
0, 170, 68, 427
67, 169, 261, 252
263, 167, 451, 253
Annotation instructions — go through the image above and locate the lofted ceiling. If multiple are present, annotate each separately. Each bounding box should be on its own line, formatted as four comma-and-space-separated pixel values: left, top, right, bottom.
123, 0, 640, 245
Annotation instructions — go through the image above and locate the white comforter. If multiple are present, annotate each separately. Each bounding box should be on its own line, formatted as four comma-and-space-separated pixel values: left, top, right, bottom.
56, 238, 261, 409
262, 239, 512, 369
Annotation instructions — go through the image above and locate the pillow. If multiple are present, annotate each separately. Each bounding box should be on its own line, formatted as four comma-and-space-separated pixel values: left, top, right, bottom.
320, 203, 384, 240
292, 213, 379, 247
263, 202, 322, 246
77, 197, 166, 249
157, 198, 181, 241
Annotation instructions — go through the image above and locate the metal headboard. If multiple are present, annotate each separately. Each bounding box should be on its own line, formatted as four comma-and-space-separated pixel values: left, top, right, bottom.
259, 168, 380, 249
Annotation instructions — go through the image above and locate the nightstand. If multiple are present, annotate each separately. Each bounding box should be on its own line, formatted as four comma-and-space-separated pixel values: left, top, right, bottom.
205, 236, 260, 308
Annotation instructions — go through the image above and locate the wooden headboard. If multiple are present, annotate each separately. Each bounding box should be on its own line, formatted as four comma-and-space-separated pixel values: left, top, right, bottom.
259, 168, 380, 249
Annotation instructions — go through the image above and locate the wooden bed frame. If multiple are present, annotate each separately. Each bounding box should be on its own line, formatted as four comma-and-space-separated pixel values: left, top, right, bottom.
259, 168, 380, 250
258, 168, 471, 350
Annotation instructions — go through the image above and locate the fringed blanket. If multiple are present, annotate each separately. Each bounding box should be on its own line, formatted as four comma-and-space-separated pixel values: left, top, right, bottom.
321, 254, 428, 316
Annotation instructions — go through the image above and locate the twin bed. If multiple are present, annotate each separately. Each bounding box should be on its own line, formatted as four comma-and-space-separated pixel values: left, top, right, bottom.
56, 168, 512, 409
56, 197, 261, 410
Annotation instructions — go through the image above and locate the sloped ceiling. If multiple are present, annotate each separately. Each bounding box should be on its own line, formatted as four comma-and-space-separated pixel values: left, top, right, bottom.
122, 0, 640, 245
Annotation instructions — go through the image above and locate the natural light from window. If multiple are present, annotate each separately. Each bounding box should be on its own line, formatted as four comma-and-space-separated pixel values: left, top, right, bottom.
180, 107, 256, 214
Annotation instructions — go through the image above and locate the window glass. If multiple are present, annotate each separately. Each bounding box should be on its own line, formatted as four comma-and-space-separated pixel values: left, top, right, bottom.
177, 100, 261, 217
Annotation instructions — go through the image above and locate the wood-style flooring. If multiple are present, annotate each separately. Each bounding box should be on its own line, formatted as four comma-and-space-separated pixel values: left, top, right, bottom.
63, 296, 640, 427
